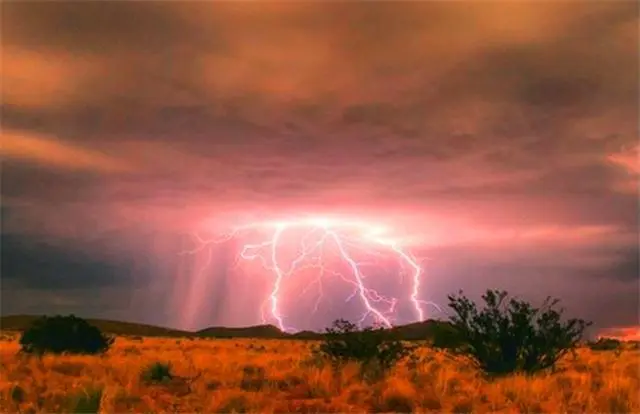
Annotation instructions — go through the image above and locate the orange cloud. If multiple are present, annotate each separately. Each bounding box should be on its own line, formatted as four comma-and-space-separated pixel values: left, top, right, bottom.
1, 48, 106, 109
192, 2, 574, 107
1, 130, 133, 173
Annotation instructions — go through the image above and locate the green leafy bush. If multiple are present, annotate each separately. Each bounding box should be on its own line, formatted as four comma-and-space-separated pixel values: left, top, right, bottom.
446, 289, 590, 376
19, 315, 114, 355
313, 319, 413, 379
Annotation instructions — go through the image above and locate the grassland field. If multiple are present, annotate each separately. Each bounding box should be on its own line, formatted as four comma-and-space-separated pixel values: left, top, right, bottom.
0, 330, 638, 413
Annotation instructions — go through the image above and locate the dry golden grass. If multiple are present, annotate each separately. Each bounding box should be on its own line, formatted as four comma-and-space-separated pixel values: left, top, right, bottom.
0, 332, 638, 413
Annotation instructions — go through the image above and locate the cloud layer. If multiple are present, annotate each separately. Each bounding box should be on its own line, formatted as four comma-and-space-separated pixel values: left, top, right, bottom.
1, 1, 638, 333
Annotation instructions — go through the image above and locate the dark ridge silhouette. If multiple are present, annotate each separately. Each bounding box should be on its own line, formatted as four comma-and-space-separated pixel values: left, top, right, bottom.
290, 330, 323, 340
0, 315, 192, 338
388, 320, 456, 340
1, 314, 455, 340
197, 324, 285, 339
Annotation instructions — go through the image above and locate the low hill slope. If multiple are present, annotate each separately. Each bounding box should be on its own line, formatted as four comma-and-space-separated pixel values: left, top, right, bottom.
0, 315, 192, 337
1, 314, 454, 341
197, 324, 286, 338
390, 319, 457, 341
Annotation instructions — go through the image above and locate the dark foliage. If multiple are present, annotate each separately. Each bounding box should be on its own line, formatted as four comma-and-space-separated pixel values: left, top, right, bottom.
19, 315, 114, 355
588, 337, 622, 351
429, 322, 467, 352
446, 289, 591, 376
10, 385, 25, 404
313, 319, 414, 376
140, 362, 173, 383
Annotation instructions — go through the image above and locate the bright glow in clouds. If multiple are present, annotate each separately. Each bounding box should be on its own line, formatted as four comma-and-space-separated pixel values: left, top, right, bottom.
180, 215, 441, 332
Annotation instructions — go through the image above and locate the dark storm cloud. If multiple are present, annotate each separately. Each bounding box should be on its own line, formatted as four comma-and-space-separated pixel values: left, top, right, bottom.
579, 246, 640, 284
420, 243, 639, 331
1, 2, 185, 51
324, 1, 638, 179
1, 162, 108, 203
1, 234, 135, 290
1, 1, 637, 331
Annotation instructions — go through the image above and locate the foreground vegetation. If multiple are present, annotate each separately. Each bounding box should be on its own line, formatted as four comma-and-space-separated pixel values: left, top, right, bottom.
2, 290, 637, 412
0, 333, 638, 413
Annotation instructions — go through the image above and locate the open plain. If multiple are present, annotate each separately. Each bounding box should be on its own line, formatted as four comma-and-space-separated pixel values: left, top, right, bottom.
1, 333, 638, 413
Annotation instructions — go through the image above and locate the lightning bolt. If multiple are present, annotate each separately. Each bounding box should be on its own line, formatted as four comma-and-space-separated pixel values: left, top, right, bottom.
179, 216, 440, 332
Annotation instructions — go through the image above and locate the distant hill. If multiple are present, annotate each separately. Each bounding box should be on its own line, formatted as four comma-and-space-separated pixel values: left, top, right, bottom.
197, 324, 286, 339
0, 315, 193, 338
390, 320, 457, 341
290, 330, 324, 340
0, 314, 454, 341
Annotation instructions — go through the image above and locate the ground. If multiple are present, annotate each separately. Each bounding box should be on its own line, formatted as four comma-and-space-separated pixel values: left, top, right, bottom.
0, 332, 638, 413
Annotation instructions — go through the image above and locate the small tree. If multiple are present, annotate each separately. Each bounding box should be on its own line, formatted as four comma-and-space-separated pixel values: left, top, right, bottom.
19, 315, 114, 355
313, 319, 413, 380
447, 289, 591, 376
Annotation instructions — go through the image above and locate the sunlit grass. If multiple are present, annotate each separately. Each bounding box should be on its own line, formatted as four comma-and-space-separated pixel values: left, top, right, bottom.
0, 332, 638, 413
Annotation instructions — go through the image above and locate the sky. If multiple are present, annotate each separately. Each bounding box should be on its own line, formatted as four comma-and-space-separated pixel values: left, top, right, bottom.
1, 1, 638, 337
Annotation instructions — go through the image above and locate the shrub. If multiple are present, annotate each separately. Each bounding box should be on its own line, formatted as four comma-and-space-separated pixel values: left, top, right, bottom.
140, 362, 173, 383
19, 315, 114, 355
446, 289, 591, 376
10, 384, 25, 404
588, 337, 622, 351
313, 319, 413, 379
